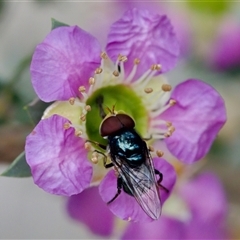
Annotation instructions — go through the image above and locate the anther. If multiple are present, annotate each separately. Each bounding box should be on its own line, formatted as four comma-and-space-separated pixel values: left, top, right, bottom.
80, 114, 86, 121
162, 84, 172, 92
118, 54, 128, 62
166, 121, 172, 127
156, 150, 164, 157
149, 145, 154, 152
101, 52, 108, 59
95, 67, 103, 74
69, 97, 75, 105
113, 70, 120, 77
63, 122, 71, 129
84, 142, 92, 151
144, 87, 153, 93
91, 152, 99, 164
164, 132, 171, 138
75, 130, 83, 137
134, 58, 140, 65
151, 64, 162, 71
168, 126, 175, 134
170, 99, 177, 106
89, 77, 95, 85
85, 105, 91, 112
79, 86, 86, 93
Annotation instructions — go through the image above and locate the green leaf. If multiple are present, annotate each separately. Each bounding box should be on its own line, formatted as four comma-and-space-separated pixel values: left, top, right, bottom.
24, 98, 53, 125
51, 18, 69, 30
1, 152, 32, 177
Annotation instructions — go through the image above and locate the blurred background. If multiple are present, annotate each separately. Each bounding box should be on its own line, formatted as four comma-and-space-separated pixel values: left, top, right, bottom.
0, 1, 240, 239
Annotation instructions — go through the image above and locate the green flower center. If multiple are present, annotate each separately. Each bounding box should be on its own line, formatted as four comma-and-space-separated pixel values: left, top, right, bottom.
86, 84, 148, 145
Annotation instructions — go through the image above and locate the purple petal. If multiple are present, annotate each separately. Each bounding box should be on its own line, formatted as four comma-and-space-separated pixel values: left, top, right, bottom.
99, 158, 176, 222
185, 218, 228, 239
178, 172, 228, 224
25, 115, 92, 196
66, 186, 114, 236
210, 20, 240, 71
181, 173, 228, 239
30, 26, 101, 102
160, 79, 226, 163
106, 8, 179, 81
122, 215, 184, 239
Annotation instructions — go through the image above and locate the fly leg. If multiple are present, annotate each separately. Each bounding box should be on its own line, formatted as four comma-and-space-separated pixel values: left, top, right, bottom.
154, 169, 169, 193
107, 177, 122, 204
85, 140, 113, 168
85, 139, 107, 150
92, 149, 113, 168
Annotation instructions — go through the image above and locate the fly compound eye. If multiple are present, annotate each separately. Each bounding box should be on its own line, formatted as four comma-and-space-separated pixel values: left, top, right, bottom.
100, 116, 123, 137
116, 114, 135, 129
100, 114, 135, 137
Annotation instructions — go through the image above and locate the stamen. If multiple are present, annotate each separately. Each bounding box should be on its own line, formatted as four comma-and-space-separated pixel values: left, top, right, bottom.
63, 122, 71, 129
170, 99, 177, 106
80, 114, 86, 121
149, 145, 154, 152
118, 54, 128, 62
85, 105, 91, 112
68, 97, 75, 105
168, 126, 175, 134
87, 77, 95, 95
79, 86, 88, 99
84, 142, 92, 151
151, 99, 177, 118
132, 63, 162, 89
79, 86, 86, 92
151, 119, 173, 128
166, 121, 172, 127
95, 67, 103, 74
124, 58, 140, 83
118, 54, 127, 80
144, 87, 153, 93
162, 84, 172, 92
134, 58, 140, 65
89, 77, 95, 85
150, 119, 175, 139
101, 52, 108, 60
91, 152, 99, 164
164, 132, 171, 138
75, 130, 83, 137
151, 64, 162, 71
156, 150, 164, 157
112, 70, 120, 77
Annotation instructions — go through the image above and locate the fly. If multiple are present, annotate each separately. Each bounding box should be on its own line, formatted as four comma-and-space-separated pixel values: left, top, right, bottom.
92, 96, 168, 220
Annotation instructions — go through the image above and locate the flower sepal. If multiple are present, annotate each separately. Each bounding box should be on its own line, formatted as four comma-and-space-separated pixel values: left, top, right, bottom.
51, 18, 69, 30
1, 151, 31, 177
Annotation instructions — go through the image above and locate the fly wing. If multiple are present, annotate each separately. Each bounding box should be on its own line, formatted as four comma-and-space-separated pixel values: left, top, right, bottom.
114, 143, 161, 220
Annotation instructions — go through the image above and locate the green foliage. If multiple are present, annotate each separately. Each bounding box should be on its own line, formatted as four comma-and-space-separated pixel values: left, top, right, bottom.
1, 152, 31, 177
51, 18, 69, 30
24, 99, 52, 126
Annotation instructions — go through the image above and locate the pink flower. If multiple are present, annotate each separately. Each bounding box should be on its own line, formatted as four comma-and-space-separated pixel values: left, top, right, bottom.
121, 173, 229, 239
25, 8, 226, 222
66, 172, 229, 238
